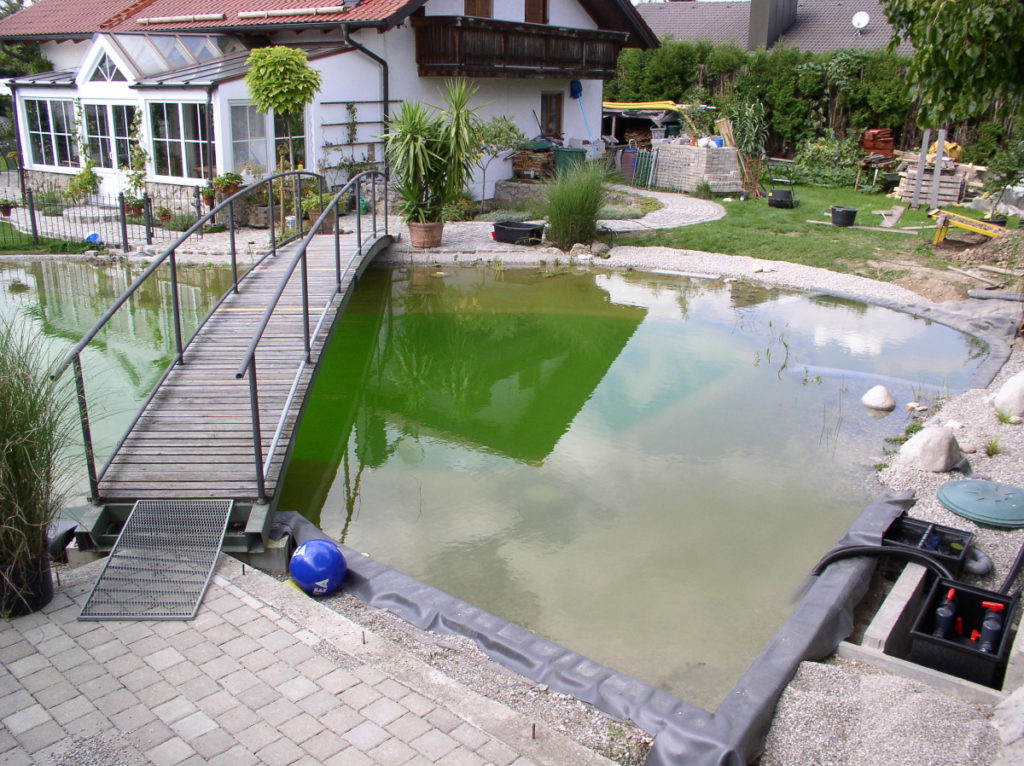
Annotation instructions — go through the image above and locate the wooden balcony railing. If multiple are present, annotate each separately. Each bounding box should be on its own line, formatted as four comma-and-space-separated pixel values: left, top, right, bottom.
412, 16, 627, 80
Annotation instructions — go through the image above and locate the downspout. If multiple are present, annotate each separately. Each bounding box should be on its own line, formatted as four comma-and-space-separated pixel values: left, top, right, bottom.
206, 84, 215, 184
341, 24, 388, 186
7, 81, 26, 197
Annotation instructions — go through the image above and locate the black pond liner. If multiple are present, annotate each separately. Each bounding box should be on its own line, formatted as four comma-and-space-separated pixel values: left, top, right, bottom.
269, 284, 1018, 765
494, 220, 544, 245
275, 491, 913, 766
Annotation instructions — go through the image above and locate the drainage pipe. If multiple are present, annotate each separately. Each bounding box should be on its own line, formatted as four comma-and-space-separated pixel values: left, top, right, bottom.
809, 544, 955, 582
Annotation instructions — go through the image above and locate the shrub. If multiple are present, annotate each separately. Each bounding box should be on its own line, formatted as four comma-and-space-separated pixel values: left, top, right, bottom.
164, 213, 199, 231
544, 161, 608, 250
792, 136, 863, 187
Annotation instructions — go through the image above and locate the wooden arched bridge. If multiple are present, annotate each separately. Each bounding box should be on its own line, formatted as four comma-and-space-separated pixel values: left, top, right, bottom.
51, 171, 392, 619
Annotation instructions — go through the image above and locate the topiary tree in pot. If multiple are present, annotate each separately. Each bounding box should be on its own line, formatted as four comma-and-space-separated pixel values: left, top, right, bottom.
0, 320, 75, 617
384, 79, 481, 248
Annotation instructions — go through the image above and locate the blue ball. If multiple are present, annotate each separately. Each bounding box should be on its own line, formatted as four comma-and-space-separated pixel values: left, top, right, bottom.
290, 539, 347, 597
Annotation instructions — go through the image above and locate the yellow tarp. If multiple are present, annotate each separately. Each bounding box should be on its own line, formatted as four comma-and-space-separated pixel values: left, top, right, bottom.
603, 101, 686, 113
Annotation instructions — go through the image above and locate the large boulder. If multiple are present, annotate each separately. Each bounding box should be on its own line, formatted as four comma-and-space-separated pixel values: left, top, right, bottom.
993, 370, 1024, 418
861, 385, 896, 412
899, 427, 963, 472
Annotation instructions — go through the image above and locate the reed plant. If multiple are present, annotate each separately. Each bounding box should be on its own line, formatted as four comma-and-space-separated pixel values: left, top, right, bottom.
544, 161, 609, 250
0, 319, 75, 611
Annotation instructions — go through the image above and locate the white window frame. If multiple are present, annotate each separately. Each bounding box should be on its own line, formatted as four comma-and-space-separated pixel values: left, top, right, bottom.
148, 100, 213, 181
24, 98, 79, 169
83, 103, 136, 170
229, 102, 269, 174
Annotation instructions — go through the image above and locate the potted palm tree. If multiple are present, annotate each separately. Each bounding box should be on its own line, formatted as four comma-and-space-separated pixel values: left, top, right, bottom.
0, 321, 75, 617
384, 79, 480, 248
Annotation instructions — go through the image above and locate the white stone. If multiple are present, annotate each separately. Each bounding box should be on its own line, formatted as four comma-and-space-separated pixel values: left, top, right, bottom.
945, 419, 963, 430
899, 427, 964, 472
993, 369, 1024, 418
569, 243, 591, 258
861, 385, 896, 411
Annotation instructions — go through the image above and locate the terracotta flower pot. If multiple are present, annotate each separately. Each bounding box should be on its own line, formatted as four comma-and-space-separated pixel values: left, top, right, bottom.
408, 221, 444, 248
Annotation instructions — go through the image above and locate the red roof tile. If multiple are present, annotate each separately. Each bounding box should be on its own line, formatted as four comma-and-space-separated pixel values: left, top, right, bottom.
0, 0, 130, 38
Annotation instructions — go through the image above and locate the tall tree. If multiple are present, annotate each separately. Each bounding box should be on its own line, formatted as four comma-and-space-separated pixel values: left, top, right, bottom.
883, 0, 1024, 124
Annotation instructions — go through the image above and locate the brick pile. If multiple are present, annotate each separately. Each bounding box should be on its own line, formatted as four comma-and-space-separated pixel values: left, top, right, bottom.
651, 144, 744, 193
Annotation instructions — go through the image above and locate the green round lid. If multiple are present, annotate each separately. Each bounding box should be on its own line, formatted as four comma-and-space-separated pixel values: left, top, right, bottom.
937, 480, 1024, 529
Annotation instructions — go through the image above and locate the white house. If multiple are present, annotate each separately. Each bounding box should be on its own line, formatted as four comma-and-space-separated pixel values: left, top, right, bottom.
0, 0, 656, 201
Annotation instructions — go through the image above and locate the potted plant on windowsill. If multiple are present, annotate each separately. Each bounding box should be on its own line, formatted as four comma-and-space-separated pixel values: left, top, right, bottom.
1, 322, 75, 617
384, 79, 480, 248
202, 184, 216, 207
0, 199, 16, 217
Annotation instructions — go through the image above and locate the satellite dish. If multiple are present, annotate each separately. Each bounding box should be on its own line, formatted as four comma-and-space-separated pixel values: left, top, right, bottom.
852, 11, 870, 31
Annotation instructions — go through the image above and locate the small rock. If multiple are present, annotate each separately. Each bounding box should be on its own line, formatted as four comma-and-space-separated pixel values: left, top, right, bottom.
569, 243, 591, 258
993, 369, 1024, 418
899, 427, 963, 472
961, 443, 978, 454
576, 253, 594, 265
723, 277, 738, 283
906, 401, 920, 411
1011, 416, 1024, 425
914, 404, 929, 412
861, 385, 896, 412
83, 249, 98, 258
591, 241, 610, 257
945, 420, 963, 430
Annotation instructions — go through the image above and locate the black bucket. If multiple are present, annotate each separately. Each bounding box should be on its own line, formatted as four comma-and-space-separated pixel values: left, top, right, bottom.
493, 221, 544, 245
830, 206, 858, 227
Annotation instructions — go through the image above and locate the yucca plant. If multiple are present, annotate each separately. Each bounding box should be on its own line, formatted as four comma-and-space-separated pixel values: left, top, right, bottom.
0, 319, 76, 616
384, 80, 481, 242
544, 161, 610, 250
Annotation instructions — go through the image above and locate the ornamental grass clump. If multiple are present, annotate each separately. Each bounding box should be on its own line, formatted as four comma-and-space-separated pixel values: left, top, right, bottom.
544, 161, 609, 250
0, 320, 76, 613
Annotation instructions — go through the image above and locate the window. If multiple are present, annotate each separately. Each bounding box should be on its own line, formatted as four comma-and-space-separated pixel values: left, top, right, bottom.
525, 0, 547, 24
273, 111, 306, 171
464, 0, 492, 18
540, 92, 562, 138
90, 53, 127, 82
24, 99, 78, 168
84, 104, 136, 169
150, 102, 212, 179
231, 104, 268, 173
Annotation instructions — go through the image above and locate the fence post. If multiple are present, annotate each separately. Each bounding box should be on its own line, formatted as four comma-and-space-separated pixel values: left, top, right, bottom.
143, 192, 153, 245
118, 192, 129, 252
168, 248, 184, 365
26, 188, 38, 245
301, 248, 311, 363
228, 202, 238, 293
72, 353, 100, 503
245, 360, 268, 505
269, 182, 276, 258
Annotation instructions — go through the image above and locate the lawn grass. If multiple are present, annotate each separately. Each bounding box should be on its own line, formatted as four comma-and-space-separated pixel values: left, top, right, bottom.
619, 184, 1019, 280
0, 218, 96, 254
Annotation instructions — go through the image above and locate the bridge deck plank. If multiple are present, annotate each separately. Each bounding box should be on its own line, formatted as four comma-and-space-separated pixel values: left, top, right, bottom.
97, 232, 387, 504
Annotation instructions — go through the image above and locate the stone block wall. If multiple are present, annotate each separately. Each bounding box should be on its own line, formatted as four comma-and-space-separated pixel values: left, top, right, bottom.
651, 144, 744, 194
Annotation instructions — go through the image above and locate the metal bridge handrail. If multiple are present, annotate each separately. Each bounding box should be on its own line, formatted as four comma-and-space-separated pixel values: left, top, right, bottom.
235, 170, 387, 504
50, 169, 327, 503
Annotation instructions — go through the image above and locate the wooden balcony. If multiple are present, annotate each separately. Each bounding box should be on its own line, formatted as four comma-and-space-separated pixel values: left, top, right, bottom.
412, 16, 627, 80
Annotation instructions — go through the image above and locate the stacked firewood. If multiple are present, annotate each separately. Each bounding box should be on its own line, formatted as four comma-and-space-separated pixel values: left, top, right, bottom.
624, 128, 652, 151
512, 150, 554, 178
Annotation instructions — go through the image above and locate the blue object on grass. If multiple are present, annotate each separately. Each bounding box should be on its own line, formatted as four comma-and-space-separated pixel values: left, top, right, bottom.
86, 232, 102, 245
290, 539, 347, 596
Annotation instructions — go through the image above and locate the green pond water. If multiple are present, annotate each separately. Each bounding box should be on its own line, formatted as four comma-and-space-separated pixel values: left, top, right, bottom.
0, 258, 235, 498
279, 265, 988, 710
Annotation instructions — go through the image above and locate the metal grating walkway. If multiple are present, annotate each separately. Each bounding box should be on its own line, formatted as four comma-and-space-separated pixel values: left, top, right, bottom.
80, 499, 233, 620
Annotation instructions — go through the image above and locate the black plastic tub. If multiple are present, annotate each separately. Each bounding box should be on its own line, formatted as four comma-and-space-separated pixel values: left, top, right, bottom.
882, 515, 973, 576
830, 206, 858, 226
909, 578, 1020, 688
768, 189, 796, 208
493, 221, 544, 245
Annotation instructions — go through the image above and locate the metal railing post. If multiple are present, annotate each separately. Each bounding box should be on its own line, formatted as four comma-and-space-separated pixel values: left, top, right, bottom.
371, 175, 378, 236
246, 360, 268, 505
168, 248, 184, 364
26, 188, 38, 245
228, 202, 238, 293
269, 182, 277, 258
118, 192, 130, 252
72, 353, 100, 503
355, 180, 362, 247
300, 247, 311, 363
334, 206, 341, 289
